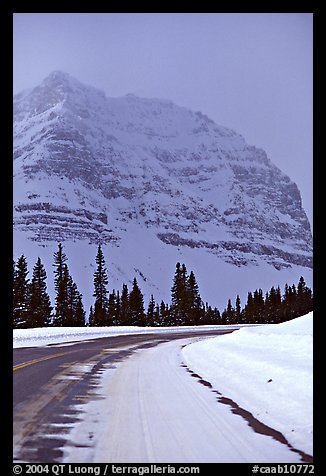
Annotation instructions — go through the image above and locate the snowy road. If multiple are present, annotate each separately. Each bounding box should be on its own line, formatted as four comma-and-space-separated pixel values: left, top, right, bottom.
13, 330, 307, 463
63, 339, 304, 463
13, 330, 233, 462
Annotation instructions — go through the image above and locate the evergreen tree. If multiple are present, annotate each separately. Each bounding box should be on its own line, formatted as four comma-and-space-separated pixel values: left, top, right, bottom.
159, 300, 168, 326
253, 288, 265, 323
265, 287, 275, 323
242, 291, 255, 323
88, 305, 94, 326
170, 262, 193, 325
292, 284, 297, 307
213, 307, 221, 324
92, 244, 109, 326
93, 300, 107, 326
282, 283, 296, 321
297, 276, 313, 317
120, 284, 130, 325
147, 294, 156, 327
154, 303, 160, 326
275, 286, 282, 322
27, 257, 52, 327
53, 243, 69, 326
129, 278, 145, 326
204, 304, 215, 325
265, 286, 282, 323
225, 298, 235, 324
13, 255, 30, 328
114, 290, 121, 325
53, 244, 84, 326
188, 270, 203, 325
107, 290, 117, 326
221, 309, 228, 325
66, 271, 77, 325
74, 295, 86, 326
66, 270, 85, 326
170, 262, 183, 325
180, 263, 192, 323
235, 295, 241, 323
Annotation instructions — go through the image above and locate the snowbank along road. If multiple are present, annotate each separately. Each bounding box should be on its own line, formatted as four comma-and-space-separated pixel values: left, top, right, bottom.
13, 329, 310, 463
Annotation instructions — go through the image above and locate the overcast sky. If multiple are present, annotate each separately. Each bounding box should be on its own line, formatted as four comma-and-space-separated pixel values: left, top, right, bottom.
13, 13, 313, 226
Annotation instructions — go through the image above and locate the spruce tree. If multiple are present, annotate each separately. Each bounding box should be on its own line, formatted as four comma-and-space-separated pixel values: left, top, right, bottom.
120, 284, 130, 325
13, 255, 30, 328
213, 307, 221, 324
204, 305, 215, 325
226, 298, 235, 324
264, 286, 282, 323
265, 287, 274, 323
282, 283, 296, 321
207, 306, 221, 325
93, 300, 107, 326
114, 290, 121, 325
88, 305, 94, 326
170, 262, 182, 325
291, 284, 297, 311
74, 295, 86, 326
188, 270, 203, 325
27, 257, 52, 327
235, 295, 241, 323
243, 291, 255, 323
154, 303, 160, 326
53, 243, 69, 326
93, 244, 109, 326
221, 309, 228, 325
275, 286, 282, 322
180, 264, 192, 324
107, 290, 117, 326
159, 300, 168, 326
297, 276, 313, 317
66, 271, 85, 326
253, 288, 265, 323
171, 262, 191, 325
66, 271, 77, 326
129, 278, 145, 326
147, 294, 156, 326
53, 244, 83, 326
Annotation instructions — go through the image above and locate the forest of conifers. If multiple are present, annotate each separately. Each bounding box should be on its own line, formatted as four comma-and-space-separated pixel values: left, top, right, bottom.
13, 243, 313, 329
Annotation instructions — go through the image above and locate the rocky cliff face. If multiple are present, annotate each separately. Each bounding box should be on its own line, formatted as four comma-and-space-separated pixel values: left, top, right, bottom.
13, 71, 312, 307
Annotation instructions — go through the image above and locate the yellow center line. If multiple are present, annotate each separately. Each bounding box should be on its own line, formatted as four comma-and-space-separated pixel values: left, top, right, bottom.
13, 344, 123, 372
13, 351, 78, 372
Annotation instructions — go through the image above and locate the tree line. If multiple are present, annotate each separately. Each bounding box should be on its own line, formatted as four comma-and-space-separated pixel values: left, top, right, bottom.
13, 243, 313, 329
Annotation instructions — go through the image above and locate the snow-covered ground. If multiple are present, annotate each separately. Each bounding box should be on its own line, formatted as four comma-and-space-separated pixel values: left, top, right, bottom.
13, 315, 313, 461
62, 338, 303, 463
13, 324, 244, 348
182, 312, 313, 456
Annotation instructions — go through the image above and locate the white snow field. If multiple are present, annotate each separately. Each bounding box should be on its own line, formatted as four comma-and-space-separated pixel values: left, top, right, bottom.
182, 313, 313, 456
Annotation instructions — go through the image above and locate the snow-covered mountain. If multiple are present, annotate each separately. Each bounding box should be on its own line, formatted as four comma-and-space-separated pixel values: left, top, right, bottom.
13, 71, 313, 310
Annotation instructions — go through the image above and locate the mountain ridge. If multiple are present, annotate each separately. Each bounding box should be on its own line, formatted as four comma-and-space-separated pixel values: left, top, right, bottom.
13, 71, 312, 309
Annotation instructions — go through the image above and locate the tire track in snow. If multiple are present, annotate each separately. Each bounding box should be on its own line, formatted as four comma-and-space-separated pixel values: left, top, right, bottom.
63, 338, 302, 463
